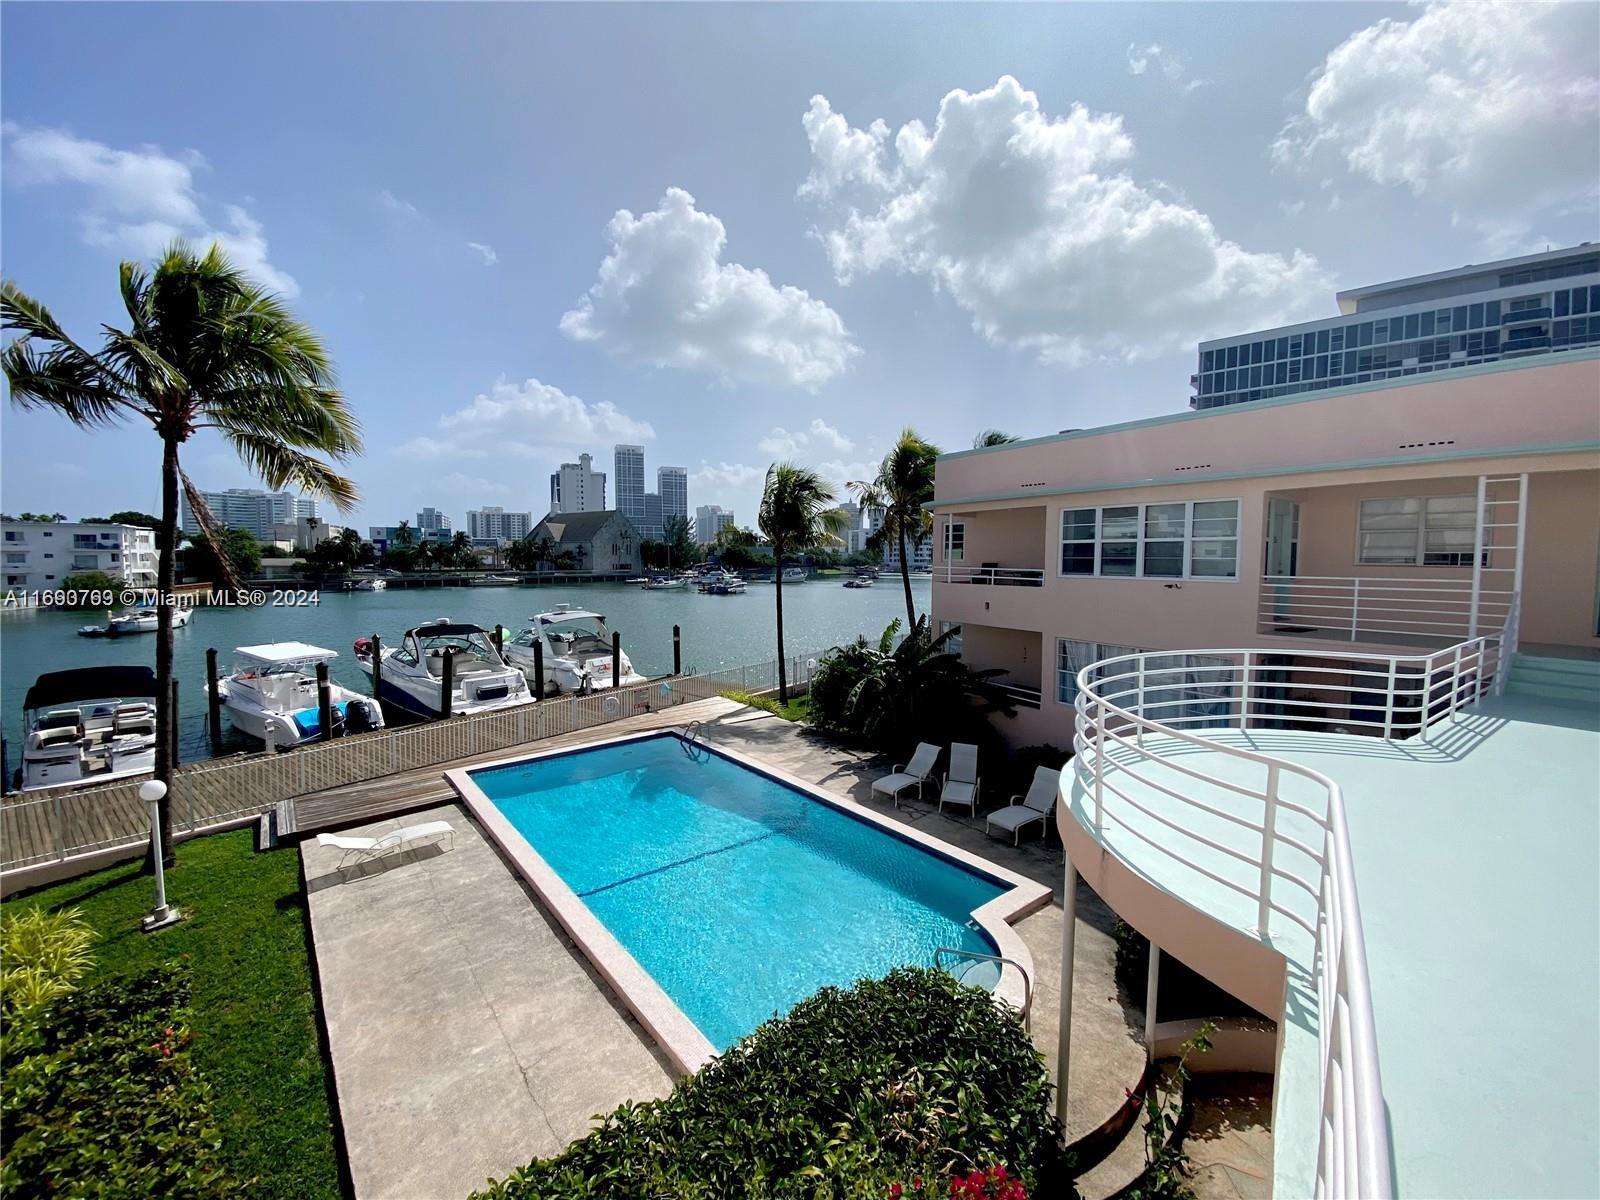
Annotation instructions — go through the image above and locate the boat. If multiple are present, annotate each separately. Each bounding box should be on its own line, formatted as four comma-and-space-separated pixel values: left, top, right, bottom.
214, 643, 385, 749
468, 574, 520, 587
353, 620, 533, 720
697, 569, 747, 595
843, 574, 875, 589
640, 576, 687, 591
77, 607, 192, 638
781, 566, 808, 583
353, 578, 387, 592
502, 605, 649, 694
16, 666, 159, 791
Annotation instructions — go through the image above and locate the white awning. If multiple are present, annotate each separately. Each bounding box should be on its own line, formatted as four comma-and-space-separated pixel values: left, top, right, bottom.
234, 642, 338, 665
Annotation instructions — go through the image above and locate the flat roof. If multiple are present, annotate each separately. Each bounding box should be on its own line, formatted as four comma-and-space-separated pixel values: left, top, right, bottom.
235, 642, 338, 664
1335, 242, 1598, 309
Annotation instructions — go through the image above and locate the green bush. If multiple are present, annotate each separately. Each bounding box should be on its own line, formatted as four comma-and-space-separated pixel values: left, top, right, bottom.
0, 907, 94, 1017
1, 966, 228, 1199
474, 968, 1067, 1199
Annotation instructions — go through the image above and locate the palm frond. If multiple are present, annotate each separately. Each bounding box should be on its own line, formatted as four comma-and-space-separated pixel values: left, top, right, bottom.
1, 340, 133, 426
179, 468, 246, 595
220, 430, 361, 511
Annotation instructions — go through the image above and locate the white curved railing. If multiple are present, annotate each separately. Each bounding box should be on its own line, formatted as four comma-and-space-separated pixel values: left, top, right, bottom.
1070, 638, 1503, 1198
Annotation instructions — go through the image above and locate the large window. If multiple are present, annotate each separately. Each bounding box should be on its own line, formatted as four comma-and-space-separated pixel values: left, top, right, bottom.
1059, 500, 1239, 580
1358, 495, 1477, 566
943, 520, 965, 562
1056, 639, 1142, 703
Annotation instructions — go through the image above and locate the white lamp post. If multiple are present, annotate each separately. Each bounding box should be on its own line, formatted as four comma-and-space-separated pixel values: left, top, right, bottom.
140, 780, 181, 932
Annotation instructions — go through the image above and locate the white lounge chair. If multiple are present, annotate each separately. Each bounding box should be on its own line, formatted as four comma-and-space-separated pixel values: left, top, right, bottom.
986, 767, 1061, 845
938, 743, 981, 815
871, 742, 941, 807
317, 820, 456, 869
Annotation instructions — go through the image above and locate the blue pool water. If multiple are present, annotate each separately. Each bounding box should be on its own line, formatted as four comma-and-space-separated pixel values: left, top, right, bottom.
470, 734, 1005, 1050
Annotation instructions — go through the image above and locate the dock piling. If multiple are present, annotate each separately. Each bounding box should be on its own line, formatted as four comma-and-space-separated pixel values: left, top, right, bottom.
533, 641, 545, 701
369, 634, 382, 701
673, 624, 681, 675
612, 632, 621, 690
316, 661, 334, 742
205, 648, 224, 753
441, 649, 455, 719
494, 624, 506, 657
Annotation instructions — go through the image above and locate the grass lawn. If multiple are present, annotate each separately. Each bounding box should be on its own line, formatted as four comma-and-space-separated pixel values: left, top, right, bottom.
8, 830, 341, 1200
718, 688, 810, 722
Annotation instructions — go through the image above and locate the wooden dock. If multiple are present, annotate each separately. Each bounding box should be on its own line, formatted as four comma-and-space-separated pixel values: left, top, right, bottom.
278, 695, 742, 837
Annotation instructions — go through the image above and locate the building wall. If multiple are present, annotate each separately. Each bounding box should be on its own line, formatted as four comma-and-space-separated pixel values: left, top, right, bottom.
1521, 469, 1600, 646
614, 445, 646, 526
933, 506, 1047, 571
1, 521, 158, 590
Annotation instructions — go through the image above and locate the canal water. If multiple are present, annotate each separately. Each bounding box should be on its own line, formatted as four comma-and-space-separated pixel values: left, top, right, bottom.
0, 577, 929, 765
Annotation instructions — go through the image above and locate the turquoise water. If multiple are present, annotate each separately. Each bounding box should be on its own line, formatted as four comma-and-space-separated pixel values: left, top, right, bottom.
0, 578, 927, 764
470, 733, 1002, 1050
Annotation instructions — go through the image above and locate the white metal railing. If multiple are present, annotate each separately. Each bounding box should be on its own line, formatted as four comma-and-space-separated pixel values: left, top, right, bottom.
1068, 636, 1506, 1199
1259, 574, 1514, 643
939, 563, 1046, 587
0, 651, 824, 874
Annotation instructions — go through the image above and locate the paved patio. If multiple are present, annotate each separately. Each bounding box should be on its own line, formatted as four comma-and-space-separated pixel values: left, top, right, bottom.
301, 702, 1149, 1197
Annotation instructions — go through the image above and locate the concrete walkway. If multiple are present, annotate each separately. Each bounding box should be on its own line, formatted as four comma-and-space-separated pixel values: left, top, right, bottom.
301, 705, 1149, 1196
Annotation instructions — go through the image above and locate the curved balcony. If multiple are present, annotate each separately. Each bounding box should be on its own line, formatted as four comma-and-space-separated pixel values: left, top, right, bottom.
1062, 639, 1511, 1200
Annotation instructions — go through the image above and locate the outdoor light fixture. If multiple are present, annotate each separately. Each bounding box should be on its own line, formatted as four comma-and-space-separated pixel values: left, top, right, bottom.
139, 780, 181, 932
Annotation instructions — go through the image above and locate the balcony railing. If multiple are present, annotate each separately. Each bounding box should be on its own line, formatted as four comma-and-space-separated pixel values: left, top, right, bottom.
993, 676, 1043, 709
1259, 575, 1513, 643
939, 563, 1045, 586
1070, 637, 1504, 1199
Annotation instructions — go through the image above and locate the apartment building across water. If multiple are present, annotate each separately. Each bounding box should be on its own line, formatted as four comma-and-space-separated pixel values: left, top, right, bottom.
930, 247, 1599, 1200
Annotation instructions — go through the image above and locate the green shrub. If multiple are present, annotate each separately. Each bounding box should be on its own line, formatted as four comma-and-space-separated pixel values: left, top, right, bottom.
474, 968, 1067, 1199
719, 689, 809, 722
0, 907, 94, 1018
1, 966, 228, 1199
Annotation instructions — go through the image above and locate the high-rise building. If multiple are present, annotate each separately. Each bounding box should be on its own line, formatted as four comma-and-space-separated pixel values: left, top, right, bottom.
614, 444, 646, 528
415, 507, 451, 533
465, 506, 533, 542
1194, 244, 1600, 410
640, 493, 664, 541
695, 505, 735, 544
550, 453, 607, 514
657, 466, 688, 529
180, 488, 317, 541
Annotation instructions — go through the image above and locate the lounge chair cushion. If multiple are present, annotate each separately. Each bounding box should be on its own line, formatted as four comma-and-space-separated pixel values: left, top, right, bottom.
872, 772, 922, 797
941, 780, 977, 809
987, 805, 1047, 833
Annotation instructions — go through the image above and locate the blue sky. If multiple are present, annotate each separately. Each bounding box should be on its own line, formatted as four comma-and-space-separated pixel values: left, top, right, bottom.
3, 1, 1597, 531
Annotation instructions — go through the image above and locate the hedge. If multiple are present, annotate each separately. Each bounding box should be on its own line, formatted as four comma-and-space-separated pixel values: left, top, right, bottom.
474, 967, 1067, 1199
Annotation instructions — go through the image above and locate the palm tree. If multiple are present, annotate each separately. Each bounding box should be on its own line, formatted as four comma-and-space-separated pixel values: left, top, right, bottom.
850, 428, 940, 627
759, 463, 846, 703
972, 429, 1020, 448
2, 242, 361, 865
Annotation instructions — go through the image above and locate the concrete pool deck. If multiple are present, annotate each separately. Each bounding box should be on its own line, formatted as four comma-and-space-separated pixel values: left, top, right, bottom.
302, 700, 1148, 1196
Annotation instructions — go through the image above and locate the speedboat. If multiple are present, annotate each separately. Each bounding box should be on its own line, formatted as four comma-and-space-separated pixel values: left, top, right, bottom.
640, 576, 686, 591
781, 566, 808, 583
468, 574, 520, 587
697, 569, 747, 594
214, 643, 384, 749
843, 574, 875, 589
503, 605, 648, 694
78, 607, 192, 637
353, 620, 533, 720
16, 666, 159, 791
353, 578, 387, 592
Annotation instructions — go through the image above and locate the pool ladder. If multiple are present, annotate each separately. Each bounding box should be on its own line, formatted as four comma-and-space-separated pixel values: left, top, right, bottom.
680, 720, 708, 760
934, 946, 1033, 1029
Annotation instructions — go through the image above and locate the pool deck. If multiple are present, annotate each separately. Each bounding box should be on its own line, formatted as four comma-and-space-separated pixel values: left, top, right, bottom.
1071, 693, 1600, 1199
300, 698, 1148, 1196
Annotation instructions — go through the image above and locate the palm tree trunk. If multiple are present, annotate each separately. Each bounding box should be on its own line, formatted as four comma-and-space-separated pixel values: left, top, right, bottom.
775, 560, 788, 704
149, 435, 179, 869
897, 525, 915, 628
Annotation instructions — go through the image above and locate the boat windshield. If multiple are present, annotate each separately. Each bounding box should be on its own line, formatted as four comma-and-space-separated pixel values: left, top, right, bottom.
542, 617, 610, 656
412, 629, 501, 662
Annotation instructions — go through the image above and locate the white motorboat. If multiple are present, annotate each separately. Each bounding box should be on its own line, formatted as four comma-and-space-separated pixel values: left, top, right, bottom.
503, 605, 649, 694
640, 576, 686, 591
697, 569, 747, 594
843, 574, 875, 589
353, 620, 533, 720
215, 643, 384, 749
16, 666, 159, 791
352, 578, 387, 592
781, 566, 807, 583
78, 607, 192, 638
468, 574, 520, 587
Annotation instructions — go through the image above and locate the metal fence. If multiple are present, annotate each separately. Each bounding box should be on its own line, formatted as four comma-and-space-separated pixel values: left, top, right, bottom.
1, 653, 822, 873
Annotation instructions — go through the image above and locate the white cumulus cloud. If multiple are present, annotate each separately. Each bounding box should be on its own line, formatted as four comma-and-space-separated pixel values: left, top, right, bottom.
559, 187, 859, 391
800, 77, 1328, 367
1273, 1, 1599, 221
3, 124, 299, 295
466, 241, 498, 266
758, 418, 855, 457
397, 376, 654, 463
1126, 43, 1209, 93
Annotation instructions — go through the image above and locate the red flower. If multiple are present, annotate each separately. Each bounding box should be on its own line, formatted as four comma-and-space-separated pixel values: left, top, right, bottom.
890, 1185, 903, 1198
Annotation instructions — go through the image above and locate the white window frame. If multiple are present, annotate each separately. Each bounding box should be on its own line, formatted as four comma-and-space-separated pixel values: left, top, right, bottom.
943, 520, 966, 563
1058, 499, 1240, 581
1056, 638, 1143, 705
1356, 494, 1478, 567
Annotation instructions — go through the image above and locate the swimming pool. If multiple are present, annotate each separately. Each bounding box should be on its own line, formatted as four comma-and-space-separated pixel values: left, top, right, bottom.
450, 732, 1048, 1069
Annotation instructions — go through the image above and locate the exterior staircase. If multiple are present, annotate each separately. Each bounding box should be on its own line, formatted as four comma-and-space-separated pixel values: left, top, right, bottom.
1504, 652, 1600, 709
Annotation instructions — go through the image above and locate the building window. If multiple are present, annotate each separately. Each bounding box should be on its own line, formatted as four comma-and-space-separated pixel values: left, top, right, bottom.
943, 521, 965, 562
938, 620, 963, 656
1059, 500, 1239, 580
1056, 639, 1142, 704
1358, 495, 1478, 566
